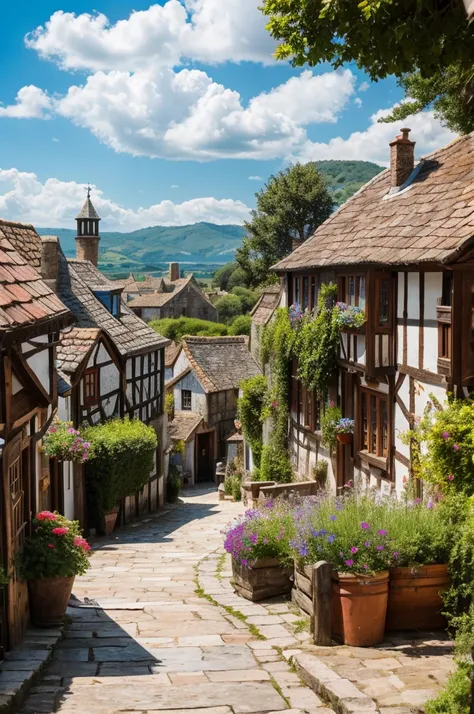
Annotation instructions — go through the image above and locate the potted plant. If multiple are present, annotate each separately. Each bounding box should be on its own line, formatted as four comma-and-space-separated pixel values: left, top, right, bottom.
336, 302, 366, 333
321, 403, 342, 452
385, 497, 451, 631
20, 512, 91, 627
224, 501, 295, 601
335, 418, 355, 444
42, 420, 91, 463
290, 492, 394, 646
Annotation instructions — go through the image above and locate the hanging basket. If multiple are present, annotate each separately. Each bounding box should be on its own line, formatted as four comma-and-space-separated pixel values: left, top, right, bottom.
336, 432, 353, 445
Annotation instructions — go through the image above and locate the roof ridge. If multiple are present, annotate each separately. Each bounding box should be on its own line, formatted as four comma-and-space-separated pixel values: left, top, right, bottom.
0, 218, 37, 231
183, 335, 246, 343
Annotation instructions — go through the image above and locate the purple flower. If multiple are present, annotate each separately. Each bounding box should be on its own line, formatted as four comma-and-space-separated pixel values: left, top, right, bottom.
327, 534, 336, 543
298, 543, 309, 557
329, 515, 336, 521
442, 431, 450, 440
453, 444, 460, 452
263, 538, 269, 544
376, 545, 384, 551
414, 498, 422, 505
364, 540, 371, 548
377, 529, 388, 537
362, 564, 369, 570
427, 500, 434, 510
249, 533, 258, 545
361, 522, 370, 530
264, 500, 274, 510
241, 559, 248, 567
350, 546, 358, 554
345, 559, 354, 567
393, 552, 399, 559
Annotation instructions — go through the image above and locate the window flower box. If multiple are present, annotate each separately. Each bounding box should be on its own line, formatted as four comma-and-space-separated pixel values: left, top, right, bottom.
336, 302, 366, 332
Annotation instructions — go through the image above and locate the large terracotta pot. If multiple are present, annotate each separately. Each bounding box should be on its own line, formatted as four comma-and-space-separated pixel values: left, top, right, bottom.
29, 576, 75, 627
232, 557, 293, 602
332, 570, 389, 647
386, 564, 450, 631
104, 509, 119, 535
336, 433, 353, 445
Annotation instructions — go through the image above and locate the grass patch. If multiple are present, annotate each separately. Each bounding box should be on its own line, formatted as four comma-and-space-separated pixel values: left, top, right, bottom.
269, 675, 291, 707
216, 553, 227, 581
293, 617, 310, 634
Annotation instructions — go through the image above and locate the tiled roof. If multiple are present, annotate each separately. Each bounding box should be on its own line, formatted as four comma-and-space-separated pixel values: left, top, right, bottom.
168, 411, 204, 442
0, 220, 71, 334
274, 133, 474, 272
127, 276, 206, 309
165, 341, 181, 367
57, 253, 169, 357
76, 198, 100, 220
227, 432, 244, 442
250, 286, 282, 326
57, 327, 100, 375
182, 336, 262, 393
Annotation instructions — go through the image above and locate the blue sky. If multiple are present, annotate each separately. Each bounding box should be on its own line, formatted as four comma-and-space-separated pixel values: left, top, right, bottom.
0, 0, 455, 230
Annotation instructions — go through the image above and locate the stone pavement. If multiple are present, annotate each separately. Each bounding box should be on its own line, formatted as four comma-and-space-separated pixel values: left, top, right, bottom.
15, 488, 331, 714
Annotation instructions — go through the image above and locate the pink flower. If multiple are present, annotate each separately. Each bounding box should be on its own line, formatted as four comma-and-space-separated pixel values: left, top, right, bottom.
448, 474, 455, 481
52, 527, 69, 536
393, 552, 400, 559
376, 545, 385, 551
362, 564, 369, 570
453, 444, 460, 451
345, 559, 354, 567
49, 426, 57, 434
402, 475, 408, 485
36, 511, 56, 521
377, 529, 388, 537
442, 431, 450, 439
47, 544, 55, 549
360, 522, 370, 530
350, 547, 358, 554
330, 401, 335, 408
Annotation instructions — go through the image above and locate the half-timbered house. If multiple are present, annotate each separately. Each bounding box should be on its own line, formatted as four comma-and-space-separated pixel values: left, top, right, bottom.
50, 194, 170, 525
165, 336, 261, 482
273, 130, 474, 495
0, 220, 72, 659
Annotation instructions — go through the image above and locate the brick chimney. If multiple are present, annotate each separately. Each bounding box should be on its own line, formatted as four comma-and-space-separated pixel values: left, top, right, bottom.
169, 262, 180, 282
389, 128, 415, 188
40, 236, 59, 291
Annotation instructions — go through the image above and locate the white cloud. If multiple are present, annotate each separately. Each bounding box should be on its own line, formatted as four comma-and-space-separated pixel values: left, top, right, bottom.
25, 0, 275, 72
0, 169, 250, 230
358, 82, 370, 92
54, 68, 355, 160
171, 184, 179, 188
52, 137, 59, 142
354, 97, 362, 108
295, 106, 457, 166
0, 86, 52, 119
248, 176, 263, 181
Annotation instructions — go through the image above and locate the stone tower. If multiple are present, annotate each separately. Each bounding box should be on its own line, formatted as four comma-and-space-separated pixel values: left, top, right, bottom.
75, 186, 101, 266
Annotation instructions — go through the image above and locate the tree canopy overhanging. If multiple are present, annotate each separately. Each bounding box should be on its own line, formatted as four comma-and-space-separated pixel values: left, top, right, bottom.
261, 0, 474, 80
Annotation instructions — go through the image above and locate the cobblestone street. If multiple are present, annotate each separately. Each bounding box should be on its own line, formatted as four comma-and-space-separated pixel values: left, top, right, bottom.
16, 489, 327, 714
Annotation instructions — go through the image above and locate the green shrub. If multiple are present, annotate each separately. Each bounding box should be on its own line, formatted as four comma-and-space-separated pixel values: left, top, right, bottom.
425, 661, 472, 714
215, 294, 244, 324
313, 460, 328, 487
260, 444, 293, 483
83, 418, 158, 531
225, 474, 242, 501
167, 466, 181, 503
20, 512, 91, 580
164, 392, 174, 417
229, 314, 252, 336
238, 375, 268, 469
149, 317, 228, 341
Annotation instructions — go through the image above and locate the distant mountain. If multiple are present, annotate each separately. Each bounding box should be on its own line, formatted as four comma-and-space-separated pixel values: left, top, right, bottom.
37, 222, 246, 276
37, 162, 383, 276
314, 160, 384, 205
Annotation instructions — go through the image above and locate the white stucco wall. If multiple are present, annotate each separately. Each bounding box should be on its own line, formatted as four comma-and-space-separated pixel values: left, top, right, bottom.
173, 371, 207, 418
24, 338, 50, 395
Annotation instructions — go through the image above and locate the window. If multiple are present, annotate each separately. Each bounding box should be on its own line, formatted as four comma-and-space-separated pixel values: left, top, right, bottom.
311, 276, 318, 309
439, 323, 452, 360
340, 275, 366, 310
84, 368, 99, 407
294, 276, 300, 306
374, 273, 393, 329
93, 290, 122, 318
302, 277, 309, 310
360, 389, 388, 459
181, 389, 192, 410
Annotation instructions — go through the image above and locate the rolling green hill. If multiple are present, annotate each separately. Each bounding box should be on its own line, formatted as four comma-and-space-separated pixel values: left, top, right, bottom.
37, 161, 384, 276
315, 160, 384, 205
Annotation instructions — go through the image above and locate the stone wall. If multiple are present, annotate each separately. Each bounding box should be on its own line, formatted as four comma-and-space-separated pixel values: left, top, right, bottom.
160, 283, 218, 322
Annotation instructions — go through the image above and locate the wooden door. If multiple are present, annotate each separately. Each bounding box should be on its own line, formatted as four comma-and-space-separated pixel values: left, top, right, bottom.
196, 433, 212, 483
3, 435, 29, 649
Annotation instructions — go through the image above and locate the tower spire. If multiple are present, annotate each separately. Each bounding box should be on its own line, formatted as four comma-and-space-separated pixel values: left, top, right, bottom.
75, 186, 101, 266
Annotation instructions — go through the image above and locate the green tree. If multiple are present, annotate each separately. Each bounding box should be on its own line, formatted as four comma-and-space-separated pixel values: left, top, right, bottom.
231, 286, 260, 313
215, 294, 244, 324
227, 266, 250, 291
237, 163, 333, 286
262, 0, 474, 81
229, 314, 252, 336
213, 262, 239, 291
149, 317, 228, 341
380, 64, 474, 135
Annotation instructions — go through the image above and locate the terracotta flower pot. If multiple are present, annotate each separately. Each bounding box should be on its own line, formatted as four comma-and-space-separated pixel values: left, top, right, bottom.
336, 432, 353, 445
332, 570, 389, 647
28, 576, 75, 627
232, 557, 293, 602
386, 564, 450, 631
104, 509, 119, 535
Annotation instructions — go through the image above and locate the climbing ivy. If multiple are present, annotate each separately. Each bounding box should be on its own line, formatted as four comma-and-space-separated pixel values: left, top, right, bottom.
294, 283, 339, 399
238, 375, 268, 469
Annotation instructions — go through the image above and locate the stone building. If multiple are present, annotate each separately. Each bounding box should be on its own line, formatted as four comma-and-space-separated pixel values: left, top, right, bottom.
125, 263, 218, 322
165, 336, 261, 483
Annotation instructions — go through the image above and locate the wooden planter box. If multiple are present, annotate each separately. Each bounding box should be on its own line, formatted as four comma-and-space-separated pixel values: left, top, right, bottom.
292, 563, 314, 621
232, 557, 293, 602
242, 481, 276, 506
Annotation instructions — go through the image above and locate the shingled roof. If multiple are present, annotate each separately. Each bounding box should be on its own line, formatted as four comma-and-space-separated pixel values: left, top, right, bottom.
76, 197, 100, 220
250, 285, 282, 326
165, 341, 181, 367
57, 253, 169, 357
168, 411, 204, 442
274, 133, 474, 272
56, 327, 101, 376
127, 275, 215, 310
0, 220, 71, 336
182, 336, 261, 393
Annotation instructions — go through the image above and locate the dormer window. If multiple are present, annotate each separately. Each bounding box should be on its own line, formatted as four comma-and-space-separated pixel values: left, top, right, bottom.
93, 289, 122, 318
